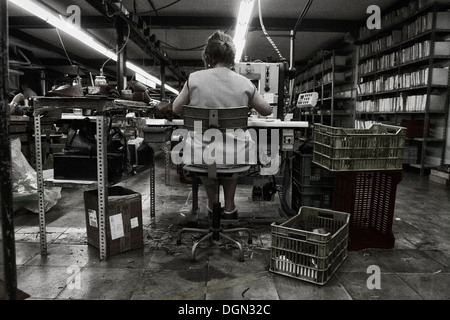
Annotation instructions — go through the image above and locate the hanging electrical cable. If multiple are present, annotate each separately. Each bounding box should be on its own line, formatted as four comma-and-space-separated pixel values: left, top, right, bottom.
257, 0, 285, 61
160, 41, 205, 52
147, 0, 158, 16
278, 0, 315, 217
288, 0, 315, 107
100, 21, 131, 75
293, 0, 314, 38
137, 0, 182, 14
55, 28, 75, 69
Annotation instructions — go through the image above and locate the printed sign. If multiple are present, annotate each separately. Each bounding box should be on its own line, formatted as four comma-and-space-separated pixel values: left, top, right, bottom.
130, 217, 139, 229
109, 213, 124, 240
88, 209, 98, 228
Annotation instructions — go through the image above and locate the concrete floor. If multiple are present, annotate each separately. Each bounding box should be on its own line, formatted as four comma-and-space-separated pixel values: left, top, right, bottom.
2, 148, 450, 301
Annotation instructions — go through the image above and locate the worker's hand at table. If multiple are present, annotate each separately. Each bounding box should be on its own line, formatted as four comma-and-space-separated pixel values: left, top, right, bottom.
154, 100, 176, 121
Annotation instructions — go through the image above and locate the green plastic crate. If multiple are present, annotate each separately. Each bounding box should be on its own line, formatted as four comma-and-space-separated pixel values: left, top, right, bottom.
270, 206, 350, 285
313, 123, 406, 171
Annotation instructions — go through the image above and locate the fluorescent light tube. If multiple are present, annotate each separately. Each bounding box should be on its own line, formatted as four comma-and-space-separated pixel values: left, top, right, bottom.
8, 0, 179, 94
233, 0, 255, 63
134, 69, 157, 89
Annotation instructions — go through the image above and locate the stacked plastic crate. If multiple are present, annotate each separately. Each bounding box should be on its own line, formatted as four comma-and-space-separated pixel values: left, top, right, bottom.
291, 151, 334, 212
312, 123, 406, 251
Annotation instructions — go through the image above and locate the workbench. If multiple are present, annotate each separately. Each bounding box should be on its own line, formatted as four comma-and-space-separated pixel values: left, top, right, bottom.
33, 97, 155, 261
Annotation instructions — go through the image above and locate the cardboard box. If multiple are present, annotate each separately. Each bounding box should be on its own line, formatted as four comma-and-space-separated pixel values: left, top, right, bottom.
429, 68, 449, 86
429, 174, 450, 186
334, 55, 347, 66
435, 12, 450, 30
430, 169, 450, 180
429, 93, 447, 112
434, 42, 450, 56
424, 12, 450, 30
84, 186, 143, 256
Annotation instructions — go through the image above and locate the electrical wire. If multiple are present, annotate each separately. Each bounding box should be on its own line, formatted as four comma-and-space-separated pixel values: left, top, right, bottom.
160, 40, 205, 52
104, 1, 123, 18
293, 0, 314, 38
257, 0, 285, 61
288, 0, 314, 107
278, 151, 297, 216
100, 21, 131, 74
137, 0, 182, 14
147, 0, 158, 16
100, 15, 118, 70
55, 28, 75, 68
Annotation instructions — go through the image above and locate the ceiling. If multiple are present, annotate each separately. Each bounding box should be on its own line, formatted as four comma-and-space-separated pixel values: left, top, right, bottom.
7, 0, 402, 98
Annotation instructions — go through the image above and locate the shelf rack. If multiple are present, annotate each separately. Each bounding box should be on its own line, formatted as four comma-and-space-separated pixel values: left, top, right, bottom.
355, 1, 450, 175
33, 96, 155, 261
295, 49, 356, 130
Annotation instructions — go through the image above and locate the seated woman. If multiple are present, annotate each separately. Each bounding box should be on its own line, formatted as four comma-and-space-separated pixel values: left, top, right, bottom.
169, 30, 272, 219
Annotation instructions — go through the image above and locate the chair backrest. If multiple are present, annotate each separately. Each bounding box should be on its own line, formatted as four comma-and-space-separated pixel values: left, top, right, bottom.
183, 105, 248, 132
182, 105, 250, 179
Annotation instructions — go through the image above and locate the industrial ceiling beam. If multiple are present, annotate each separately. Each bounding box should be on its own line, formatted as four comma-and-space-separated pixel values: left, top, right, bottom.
9, 29, 102, 74
9, 15, 361, 33
84, 0, 187, 81
148, 16, 361, 33
8, 15, 113, 29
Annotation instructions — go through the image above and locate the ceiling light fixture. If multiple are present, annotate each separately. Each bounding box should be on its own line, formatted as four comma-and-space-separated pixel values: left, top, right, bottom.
8, 0, 179, 94
233, 0, 255, 63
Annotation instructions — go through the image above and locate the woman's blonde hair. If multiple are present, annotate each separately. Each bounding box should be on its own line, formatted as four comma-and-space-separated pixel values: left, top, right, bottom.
202, 30, 236, 68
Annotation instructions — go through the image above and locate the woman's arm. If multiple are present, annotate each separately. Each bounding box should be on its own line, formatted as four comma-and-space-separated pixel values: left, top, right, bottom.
172, 81, 190, 116
248, 89, 272, 117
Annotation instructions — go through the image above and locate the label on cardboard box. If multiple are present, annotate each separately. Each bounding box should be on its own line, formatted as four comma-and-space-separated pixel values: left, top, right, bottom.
109, 213, 124, 240
88, 209, 98, 228
130, 217, 139, 229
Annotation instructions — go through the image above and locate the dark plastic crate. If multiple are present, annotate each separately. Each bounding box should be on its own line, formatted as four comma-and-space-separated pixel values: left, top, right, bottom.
332, 170, 402, 251
293, 152, 334, 186
291, 184, 333, 212
291, 152, 334, 211
292, 176, 333, 193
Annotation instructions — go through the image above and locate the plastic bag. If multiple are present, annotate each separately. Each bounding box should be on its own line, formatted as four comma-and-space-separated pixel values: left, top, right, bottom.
11, 138, 62, 213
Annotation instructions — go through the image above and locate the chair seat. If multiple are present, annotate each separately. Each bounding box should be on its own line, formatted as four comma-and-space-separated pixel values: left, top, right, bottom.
184, 164, 251, 176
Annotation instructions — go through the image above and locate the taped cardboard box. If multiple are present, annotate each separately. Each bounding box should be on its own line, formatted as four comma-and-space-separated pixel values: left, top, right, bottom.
84, 186, 143, 256
429, 169, 450, 186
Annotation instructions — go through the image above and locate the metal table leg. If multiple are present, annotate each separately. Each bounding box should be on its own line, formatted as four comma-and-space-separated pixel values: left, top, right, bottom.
34, 115, 47, 256
164, 140, 171, 186
149, 147, 155, 221
96, 114, 108, 261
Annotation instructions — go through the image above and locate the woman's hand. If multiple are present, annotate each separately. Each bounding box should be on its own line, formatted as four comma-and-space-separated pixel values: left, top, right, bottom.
153, 100, 176, 120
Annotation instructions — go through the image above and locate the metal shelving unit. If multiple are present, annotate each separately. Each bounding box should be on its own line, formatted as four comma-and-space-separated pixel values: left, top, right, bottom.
295, 49, 355, 130
33, 97, 156, 261
355, 1, 450, 175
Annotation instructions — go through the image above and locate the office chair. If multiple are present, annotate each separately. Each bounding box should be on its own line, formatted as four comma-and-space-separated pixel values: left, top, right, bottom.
176, 105, 253, 262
